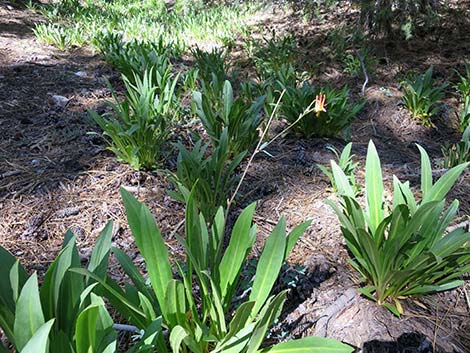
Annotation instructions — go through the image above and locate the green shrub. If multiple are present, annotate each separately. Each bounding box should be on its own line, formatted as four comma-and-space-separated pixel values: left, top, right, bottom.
80, 188, 354, 353
191, 46, 228, 86
280, 83, 364, 138
193, 80, 265, 156
251, 32, 298, 80
33, 23, 86, 50
0, 225, 119, 353
441, 126, 470, 168
458, 96, 470, 132
317, 142, 360, 195
454, 63, 470, 132
94, 32, 183, 83
169, 131, 246, 221
327, 140, 470, 316
454, 62, 470, 99
401, 66, 446, 127
342, 50, 376, 78
90, 67, 179, 171
241, 64, 297, 118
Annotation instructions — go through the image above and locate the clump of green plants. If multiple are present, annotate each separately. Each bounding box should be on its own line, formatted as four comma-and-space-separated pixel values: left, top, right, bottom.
454, 63, 470, 131
193, 80, 265, 156
90, 67, 179, 171
0, 224, 121, 353
401, 66, 446, 127
342, 49, 377, 78
33, 23, 86, 50
441, 126, 470, 168
191, 46, 228, 85
327, 140, 470, 316
280, 82, 364, 138
94, 32, 182, 83
31, 0, 258, 50
359, 0, 439, 37
250, 31, 298, 80
169, 131, 246, 221
317, 142, 360, 195
79, 188, 354, 353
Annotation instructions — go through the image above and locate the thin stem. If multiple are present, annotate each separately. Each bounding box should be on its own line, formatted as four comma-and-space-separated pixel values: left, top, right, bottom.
225, 90, 286, 220
225, 91, 316, 220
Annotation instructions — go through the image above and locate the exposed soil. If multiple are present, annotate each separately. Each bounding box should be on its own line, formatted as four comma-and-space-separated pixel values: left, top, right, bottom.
0, 1, 469, 352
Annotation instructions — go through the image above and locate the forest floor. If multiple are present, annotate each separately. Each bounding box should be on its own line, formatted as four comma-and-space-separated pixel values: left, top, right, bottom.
1, 0, 470, 352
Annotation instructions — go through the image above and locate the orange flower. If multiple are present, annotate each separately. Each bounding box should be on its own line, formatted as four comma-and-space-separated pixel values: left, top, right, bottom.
314, 93, 327, 116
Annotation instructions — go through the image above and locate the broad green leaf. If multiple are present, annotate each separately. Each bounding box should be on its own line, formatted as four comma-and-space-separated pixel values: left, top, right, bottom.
219, 203, 256, 299
39, 234, 75, 320
203, 271, 227, 336
330, 161, 354, 198
223, 81, 234, 124
257, 336, 354, 353
70, 268, 146, 325
246, 291, 287, 353
76, 304, 99, 353
88, 221, 113, 280
365, 140, 384, 234
165, 280, 187, 329
14, 273, 45, 351
0, 246, 27, 317
20, 319, 54, 353
112, 247, 154, 303
139, 292, 157, 322
226, 301, 255, 342
249, 218, 287, 318
285, 220, 311, 258
121, 188, 173, 316
416, 145, 432, 196
422, 162, 469, 203
213, 323, 255, 353
169, 325, 188, 353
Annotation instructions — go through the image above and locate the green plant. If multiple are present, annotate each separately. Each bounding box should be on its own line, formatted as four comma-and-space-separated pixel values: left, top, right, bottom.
455, 62, 470, 99
193, 80, 265, 156
401, 66, 446, 127
90, 67, 179, 170
170, 130, 246, 221
458, 95, 470, 132
342, 50, 376, 78
454, 63, 470, 132
33, 23, 86, 50
0, 225, 119, 353
359, 0, 439, 36
79, 187, 354, 353
191, 47, 228, 86
327, 140, 470, 316
280, 82, 364, 138
441, 126, 470, 168
251, 32, 298, 80
94, 32, 182, 84
317, 143, 360, 194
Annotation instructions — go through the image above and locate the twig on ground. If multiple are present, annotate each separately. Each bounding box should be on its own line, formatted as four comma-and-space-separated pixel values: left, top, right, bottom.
0, 170, 21, 178
355, 49, 369, 97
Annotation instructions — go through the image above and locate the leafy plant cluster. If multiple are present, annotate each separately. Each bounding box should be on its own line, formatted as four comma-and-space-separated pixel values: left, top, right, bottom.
327, 140, 470, 315
279, 81, 364, 139
94, 32, 185, 81
359, 0, 440, 38
90, 68, 180, 171
33, 23, 87, 50
401, 66, 446, 127
30, 0, 259, 51
0, 188, 354, 353
454, 63, 470, 132
441, 126, 470, 168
